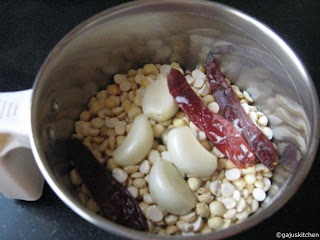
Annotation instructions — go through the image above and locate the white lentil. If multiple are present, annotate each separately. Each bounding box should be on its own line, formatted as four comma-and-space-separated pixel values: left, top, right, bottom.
221, 182, 235, 197
148, 150, 160, 164
241, 166, 256, 175
246, 195, 253, 204
249, 111, 258, 123
188, 177, 202, 191
112, 106, 124, 115
213, 147, 225, 158
203, 95, 215, 105
208, 102, 220, 114
225, 168, 241, 181
191, 69, 206, 80
87, 199, 100, 213
159, 64, 172, 75
91, 118, 105, 128
143, 193, 154, 204
189, 121, 200, 131
246, 184, 255, 195
233, 190, 241, 201
218, 219, 232, 230
209, 200, 227, 216
127, 186, 138, 198
254, 180, 265, 189
225, 159, 236, 169
258, 115, 268, 126
191, 216, 203, 232
241, 103, 250, 114
217, 169, 226, 181
243, 90, 253, 102
114, 74, 127, 84
244, 173, 256, 185
146, 205, 163, 222
87, 128, 99, 136
263, 171, 273, 178
241, 189, 249, 199
193, 78, 205, 89
235, 209, 250, 220
248, 105, 257, 112
180, 212, 196, 223
177, 221, 193, 233
235, 89, 243, 99
112, 168, 128, 183
207, 217, 223, 229
196, 202, 210, 218
251, 199, 259, 213
200, 224, 212, 234
78, 192, 88, 206
166, 225, 178, 235
124, 165, 139, 174
255, 163, 269, 172
223, 209, 237, 219
236, 197, 246, 213
105, 117, 119, 128
134, 74, 145, 84
262, 178, 271, 192
209, 180, 221, 197
133, 94, 143, 107
153, 124, 165, 138
185, 75, 195, 85
262, 127, 273, 139
70, 169, 83, 186
133, 178, 147, 188
252, 188, 266, 201
139, 187, 149, 198
222, 197, 237, 209
114, 121, 126, 135
139, 160, 151, 174
164, 215, 178, 226
198, 84, 210, 96
128, 107, 142, 119
198, 194, 214, 204
256, 173, 262, 180
198, 131, 207, 141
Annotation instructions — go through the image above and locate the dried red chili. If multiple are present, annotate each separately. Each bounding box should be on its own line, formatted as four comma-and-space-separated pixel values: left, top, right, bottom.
205, 53, 278, 170
68, 139, 148, 231
168, 69, 255, 168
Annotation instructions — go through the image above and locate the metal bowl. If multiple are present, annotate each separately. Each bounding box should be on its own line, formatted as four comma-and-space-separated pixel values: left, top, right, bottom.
30, 0, 319, 239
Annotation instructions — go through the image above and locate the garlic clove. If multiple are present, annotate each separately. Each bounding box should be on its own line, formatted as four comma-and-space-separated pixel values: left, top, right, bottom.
167, 127, 217, 177
113, 114, 153, 166
142, 75, 179, 122
149, 159, 196, 215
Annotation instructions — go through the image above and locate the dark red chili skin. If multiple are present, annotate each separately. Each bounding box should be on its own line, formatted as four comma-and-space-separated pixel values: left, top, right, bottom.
68, 139, 148, 231
205, 53, 278, 170
168, 69, 255, 168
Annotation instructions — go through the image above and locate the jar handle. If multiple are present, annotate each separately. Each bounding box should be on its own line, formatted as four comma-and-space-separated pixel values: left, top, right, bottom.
0, 89, 44, 201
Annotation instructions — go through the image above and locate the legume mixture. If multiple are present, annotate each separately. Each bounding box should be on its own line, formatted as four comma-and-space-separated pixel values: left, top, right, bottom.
70, 62, 275, 236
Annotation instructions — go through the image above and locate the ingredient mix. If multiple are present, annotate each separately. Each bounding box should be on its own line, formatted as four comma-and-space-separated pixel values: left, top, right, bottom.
69, 58, 277, 236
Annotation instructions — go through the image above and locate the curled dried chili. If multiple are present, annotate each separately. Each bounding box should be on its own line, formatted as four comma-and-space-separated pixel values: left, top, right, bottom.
205, 53, 278, 170
68, 139, 148, 231
168, 69, 255, 168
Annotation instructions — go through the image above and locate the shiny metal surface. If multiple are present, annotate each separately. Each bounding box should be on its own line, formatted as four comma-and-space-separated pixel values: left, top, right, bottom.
29, 0, 319, 239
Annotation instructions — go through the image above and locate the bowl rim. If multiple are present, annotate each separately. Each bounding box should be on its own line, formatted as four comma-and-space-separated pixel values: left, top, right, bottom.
30, 0, 320, 239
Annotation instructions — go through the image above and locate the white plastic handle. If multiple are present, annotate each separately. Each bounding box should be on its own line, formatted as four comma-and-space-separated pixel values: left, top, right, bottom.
0, 89, 44, 201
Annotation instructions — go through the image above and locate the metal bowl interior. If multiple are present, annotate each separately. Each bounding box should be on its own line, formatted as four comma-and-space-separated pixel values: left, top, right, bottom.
30, 0, 319, 239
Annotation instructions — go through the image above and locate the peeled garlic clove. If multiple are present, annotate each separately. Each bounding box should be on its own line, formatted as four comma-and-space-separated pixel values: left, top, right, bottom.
149, 159, 196, 215
167, 126, 217, 177
113, 114, 153, 166
142, 75, 179, 122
